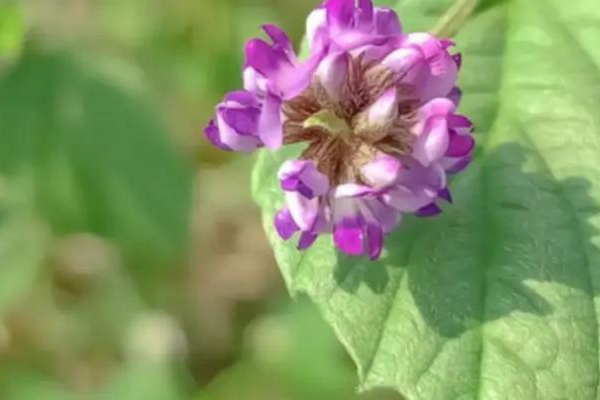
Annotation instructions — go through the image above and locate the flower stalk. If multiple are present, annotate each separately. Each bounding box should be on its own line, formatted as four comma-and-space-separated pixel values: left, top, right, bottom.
431, 0, 479, 37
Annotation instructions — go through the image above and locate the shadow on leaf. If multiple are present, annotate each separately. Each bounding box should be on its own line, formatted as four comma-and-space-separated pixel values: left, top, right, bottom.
333, 142, 600, 338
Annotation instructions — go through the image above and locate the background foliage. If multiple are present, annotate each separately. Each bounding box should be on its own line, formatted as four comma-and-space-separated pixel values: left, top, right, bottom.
0, 0, 402, 399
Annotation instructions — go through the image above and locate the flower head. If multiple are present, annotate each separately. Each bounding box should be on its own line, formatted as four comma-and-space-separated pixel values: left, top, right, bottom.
205, 0, 474, 260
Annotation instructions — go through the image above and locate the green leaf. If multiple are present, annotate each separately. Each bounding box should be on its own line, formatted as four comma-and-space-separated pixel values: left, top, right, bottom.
0, 368, 79, 400
0, 51, 193, 267
199, 299, 402, 400
0, 3, 25, 59
102, 361, 187, 400
252, 0, 600, 398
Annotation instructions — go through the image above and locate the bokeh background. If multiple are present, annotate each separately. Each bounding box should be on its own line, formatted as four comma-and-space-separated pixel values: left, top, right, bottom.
0, 0, 403, 399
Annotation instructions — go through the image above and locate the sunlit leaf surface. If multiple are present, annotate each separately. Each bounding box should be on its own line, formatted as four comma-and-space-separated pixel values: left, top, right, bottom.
252, 0, 600, 398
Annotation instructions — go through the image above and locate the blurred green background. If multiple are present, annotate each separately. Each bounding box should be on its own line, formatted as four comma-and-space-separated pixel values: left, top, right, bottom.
0, 0, 404, 399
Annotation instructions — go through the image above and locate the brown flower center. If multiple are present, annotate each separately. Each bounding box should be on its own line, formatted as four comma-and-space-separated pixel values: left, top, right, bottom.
282, 55, 418, 186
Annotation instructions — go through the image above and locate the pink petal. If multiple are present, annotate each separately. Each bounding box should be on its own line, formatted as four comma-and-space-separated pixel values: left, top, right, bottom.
334, 184, 373, 198
316, 52, 349, 99
412, 117, 450, 166
257, 94, 283, 150
383, 185, 433, 213
243, 67, 269, 94
306, 8, 328, 54
367, 199, 401, 234
366, 88, 398, 127
285, 192, 319, 232
362, 154, 401, 186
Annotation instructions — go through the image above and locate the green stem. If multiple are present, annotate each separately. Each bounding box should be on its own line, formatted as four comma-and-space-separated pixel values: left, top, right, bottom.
430, 0, 479, 38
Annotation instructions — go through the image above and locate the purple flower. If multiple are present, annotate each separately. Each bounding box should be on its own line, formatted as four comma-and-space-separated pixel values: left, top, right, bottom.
205, 90, 283, 152
244, 24, 324, 100
204, 0, 475, 260
307, 0, 403, 57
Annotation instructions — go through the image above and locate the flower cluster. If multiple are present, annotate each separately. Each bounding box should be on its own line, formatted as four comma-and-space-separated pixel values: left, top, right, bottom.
205, 0, 474, 260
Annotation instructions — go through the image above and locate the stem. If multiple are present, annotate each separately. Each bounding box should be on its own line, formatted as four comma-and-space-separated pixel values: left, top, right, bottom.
430, 0, 479, 38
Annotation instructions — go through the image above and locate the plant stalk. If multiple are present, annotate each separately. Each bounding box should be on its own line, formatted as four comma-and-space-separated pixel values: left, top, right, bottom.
430, 0, 479, 38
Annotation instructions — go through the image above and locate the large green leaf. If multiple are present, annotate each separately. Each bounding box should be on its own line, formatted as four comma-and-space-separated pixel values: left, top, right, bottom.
252, 0, 600, 398
0, 2, 25, 59
0, 51, 193, 268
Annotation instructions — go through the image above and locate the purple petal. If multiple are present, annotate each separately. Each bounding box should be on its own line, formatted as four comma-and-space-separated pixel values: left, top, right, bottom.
416, 63, 458, 103
439, 39, 455, 49
367, 199, 401, 234
334, 218, 365, 256
300, 170, 329, 196
281, 177, 314, 198
382, 47, 422, 78
262, 24, 293, 54
278, 159, 306, 177
366, 224, 383, 260
425, 163, 447, 193
395, 158, 446, 194
374, 8, 402, 36
219, 106, 260, 136
275, 208, 299, 240
278, 160, 329, 198
383, 185, 432, 212
416, 203, 442, 217
298, 232, 318, 250
444, 155, 473, 174
215, 112, 261, 152
448, 87, 462, 106
389, 34, 459, 104
224, 90, 260, 106
356, 37, 401, 61
452, 53, 462, 69
422, 59, 458, 101
204, 119, 230, 151
419, 97, 456, 117
408, 34, 451, 76
446, 134, 475, 157
245, 38, 290, 77
438, 187, 453, 203
326, 0, 354, 30
357, 0, 374, 29
279, 49, 326, 100
449, 114, 473, 129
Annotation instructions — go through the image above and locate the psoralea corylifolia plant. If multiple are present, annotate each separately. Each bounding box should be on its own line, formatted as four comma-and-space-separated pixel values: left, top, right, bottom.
205, 0, 474, 260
